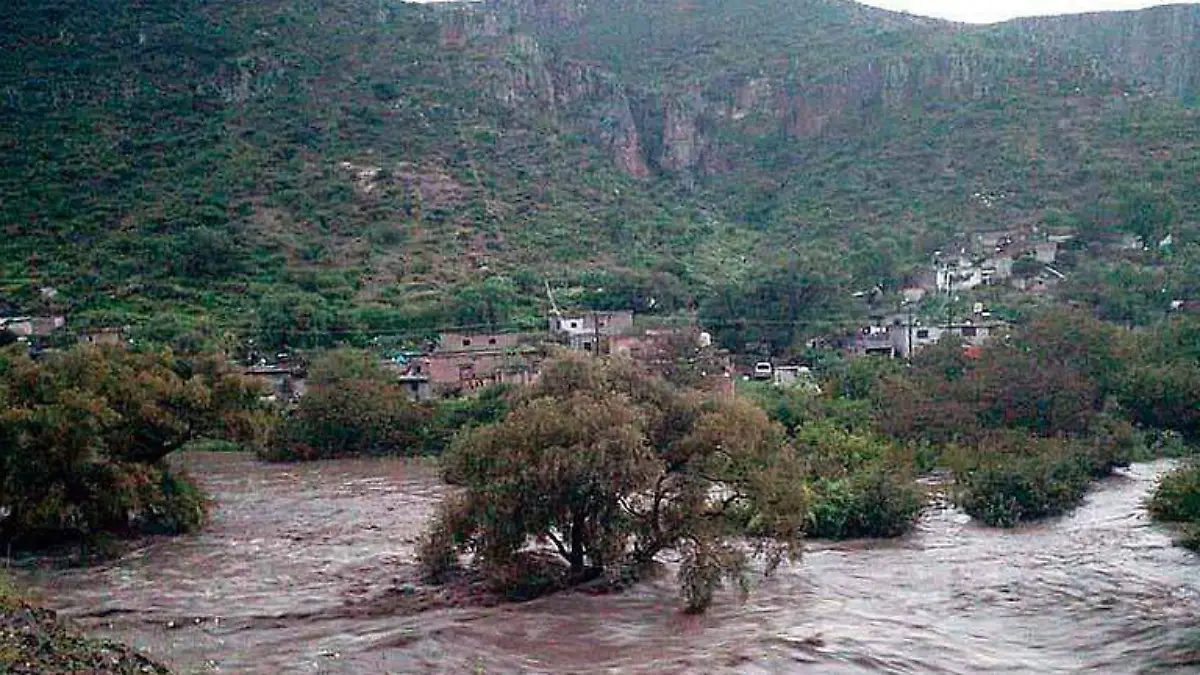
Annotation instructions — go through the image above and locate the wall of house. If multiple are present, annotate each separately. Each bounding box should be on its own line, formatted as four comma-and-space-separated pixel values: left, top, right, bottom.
436, 332, 523, 353
425, 351, 540, 390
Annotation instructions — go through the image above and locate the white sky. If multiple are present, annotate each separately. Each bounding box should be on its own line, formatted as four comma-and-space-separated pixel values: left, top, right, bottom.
857, 0, 1183, 24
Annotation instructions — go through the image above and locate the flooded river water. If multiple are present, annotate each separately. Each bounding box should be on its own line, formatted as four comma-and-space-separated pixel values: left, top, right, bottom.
20, 453, 1200, 674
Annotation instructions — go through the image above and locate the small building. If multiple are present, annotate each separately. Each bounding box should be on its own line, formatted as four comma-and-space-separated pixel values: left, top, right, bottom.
851, 326, 896, 358
773, 365, 819, 392
977, 230, 1019, 251
980, 256, 1014, 283
1031, 241, 1059, 264
397, 373, 433, 403
80, 326, 128, 346
901, 287, 927, 304
244, 364, 307, 400
889, 318, 1006, 358
425, 332, 542, 393
0, 315, 65, 338
548, 310, 634, 353
436, 332, 523, 353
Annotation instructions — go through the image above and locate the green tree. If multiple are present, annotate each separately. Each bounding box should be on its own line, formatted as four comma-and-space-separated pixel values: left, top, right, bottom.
265, 349, 432, 461
1117, 184, 1177, 249
419, 352, 807, 612
0, 344, 271, 549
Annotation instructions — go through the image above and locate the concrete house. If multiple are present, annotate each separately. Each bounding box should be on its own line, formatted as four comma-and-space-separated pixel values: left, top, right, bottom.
80, 326, 128, 346
244, 364, 307, 401
0, 315, 65, 338
425, 332, 542, 392
548, 310, 634, 353
890, 319, 1006, 358
1032, 241, 1059, 264
980, 256, 1014, 284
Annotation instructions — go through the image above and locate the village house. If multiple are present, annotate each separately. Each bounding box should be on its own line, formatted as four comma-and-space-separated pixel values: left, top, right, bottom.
1031, 241, 1059, 264
849, 309, 1007, 359
397, 373, 433, 403
548, 310, 634, 353
80, 326, 129, 346
422, 331, 542, 393
901, 287, 927, 304
0, 315, 65, 339
773, 365, 819, 392
980, 256, 1014, 284
380, 354, 436, 402
936, 258, 984, 293
976, 229, 1021, 252
244, 363, 307, 401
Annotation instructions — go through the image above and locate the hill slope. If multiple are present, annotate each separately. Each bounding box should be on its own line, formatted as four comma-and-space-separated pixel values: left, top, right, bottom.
1, 0, 1198, 349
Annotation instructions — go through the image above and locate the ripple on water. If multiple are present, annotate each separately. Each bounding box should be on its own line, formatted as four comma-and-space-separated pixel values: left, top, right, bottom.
16, 454, 1200, 674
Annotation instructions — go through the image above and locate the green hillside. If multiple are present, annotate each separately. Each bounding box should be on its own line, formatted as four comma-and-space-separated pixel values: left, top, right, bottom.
2, 0, 1198, 351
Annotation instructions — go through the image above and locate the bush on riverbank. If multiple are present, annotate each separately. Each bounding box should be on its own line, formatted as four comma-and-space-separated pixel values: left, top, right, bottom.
950, 420, 1137, 527
0, 345, 266, 552
0, 575, 170, 674
262, 350, 516, 461
263, 349, 432, 461
1149, 463, 1200, 551
791, 422, 924, 539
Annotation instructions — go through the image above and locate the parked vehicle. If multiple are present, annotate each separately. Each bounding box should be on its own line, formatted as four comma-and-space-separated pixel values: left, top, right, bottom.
753, 361, 773, 380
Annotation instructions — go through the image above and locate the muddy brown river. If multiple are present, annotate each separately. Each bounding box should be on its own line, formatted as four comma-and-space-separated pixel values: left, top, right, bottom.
19, 453, 1200, 673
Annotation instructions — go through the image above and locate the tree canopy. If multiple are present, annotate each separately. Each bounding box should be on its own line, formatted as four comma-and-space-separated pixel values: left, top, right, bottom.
420, 352, 807, 612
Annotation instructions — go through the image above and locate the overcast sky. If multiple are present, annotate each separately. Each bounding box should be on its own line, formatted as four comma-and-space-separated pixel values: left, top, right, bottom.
857, 0, 1180, 24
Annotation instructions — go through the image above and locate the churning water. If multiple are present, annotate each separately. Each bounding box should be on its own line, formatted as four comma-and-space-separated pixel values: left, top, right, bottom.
20, 453, 1200, 673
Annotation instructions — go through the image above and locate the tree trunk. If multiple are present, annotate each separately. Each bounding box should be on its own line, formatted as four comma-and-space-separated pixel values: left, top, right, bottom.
569, 509, 586, 575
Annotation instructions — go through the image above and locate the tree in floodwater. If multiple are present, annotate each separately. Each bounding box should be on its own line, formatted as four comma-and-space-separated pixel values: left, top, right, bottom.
0, 344, 274, 549
419, 352, 807, 613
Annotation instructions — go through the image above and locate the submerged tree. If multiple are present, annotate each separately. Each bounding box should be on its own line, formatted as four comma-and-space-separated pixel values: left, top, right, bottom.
419, 352, 807, 612
0, 344, 273, 549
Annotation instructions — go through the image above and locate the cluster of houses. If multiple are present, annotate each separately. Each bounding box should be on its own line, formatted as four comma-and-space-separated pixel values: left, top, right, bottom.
383, 310, 736, 402
916, 227, 1072, 297
844, 307, 1004, 359
0, 314, 127, 348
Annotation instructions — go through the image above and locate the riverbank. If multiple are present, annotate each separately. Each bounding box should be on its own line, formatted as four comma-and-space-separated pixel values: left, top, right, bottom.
0, 578, 169, 674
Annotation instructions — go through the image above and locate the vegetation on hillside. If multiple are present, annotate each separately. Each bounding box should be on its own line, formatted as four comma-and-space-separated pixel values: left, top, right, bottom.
2, 0, 1199, 350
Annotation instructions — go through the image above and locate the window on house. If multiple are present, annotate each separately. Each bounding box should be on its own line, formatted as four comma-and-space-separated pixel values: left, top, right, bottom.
916, 329, 930, 339
582, 342, 592, 352
960, 327, 977, 338
569, 321, 578, 329
488, 337, 497, 345
599, 320, 606, 327
462, 338, 471, 346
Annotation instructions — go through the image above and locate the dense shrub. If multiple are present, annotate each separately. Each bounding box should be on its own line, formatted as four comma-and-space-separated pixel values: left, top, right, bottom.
0, 345, 267, 550
791, 422, 924, 539
806, 470, 924, 539
1149, 463, 1200, 550
950, 429, 1134, 528
422, 384, 515, 455
263, 349, 432, 461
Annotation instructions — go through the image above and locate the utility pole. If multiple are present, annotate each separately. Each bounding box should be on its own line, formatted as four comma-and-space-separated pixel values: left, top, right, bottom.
592, 311, 601, 358
906, 304, 913, 360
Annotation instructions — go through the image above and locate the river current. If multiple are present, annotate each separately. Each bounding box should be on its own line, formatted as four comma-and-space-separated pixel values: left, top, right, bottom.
20, 453, 1200, 673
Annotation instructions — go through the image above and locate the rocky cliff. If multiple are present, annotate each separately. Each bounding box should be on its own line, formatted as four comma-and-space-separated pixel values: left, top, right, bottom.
438, 0, 1199, 186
